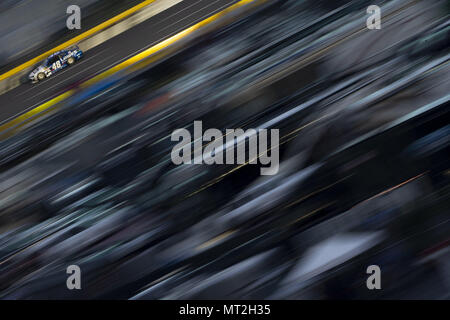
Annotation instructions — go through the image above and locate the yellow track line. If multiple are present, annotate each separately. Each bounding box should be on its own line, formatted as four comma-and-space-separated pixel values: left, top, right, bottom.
81, 0, 261, 87
0, 0, 157, 82
0, 0, 264, 137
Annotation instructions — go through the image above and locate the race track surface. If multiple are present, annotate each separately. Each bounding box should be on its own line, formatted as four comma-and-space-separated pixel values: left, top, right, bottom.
0, 0, 238, 125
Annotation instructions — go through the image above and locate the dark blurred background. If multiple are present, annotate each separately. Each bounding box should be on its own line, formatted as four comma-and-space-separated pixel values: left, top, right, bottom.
0, 0, 448, 299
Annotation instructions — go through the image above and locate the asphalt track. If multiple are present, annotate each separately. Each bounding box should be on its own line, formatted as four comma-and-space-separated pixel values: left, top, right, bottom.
0, 0, 238, 125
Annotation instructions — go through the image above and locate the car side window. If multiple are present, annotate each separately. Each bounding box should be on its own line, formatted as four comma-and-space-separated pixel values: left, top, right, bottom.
48, 56, 59, 65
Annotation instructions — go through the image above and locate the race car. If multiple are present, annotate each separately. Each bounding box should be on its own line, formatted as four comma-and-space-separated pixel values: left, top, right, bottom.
28, 46, 83, 83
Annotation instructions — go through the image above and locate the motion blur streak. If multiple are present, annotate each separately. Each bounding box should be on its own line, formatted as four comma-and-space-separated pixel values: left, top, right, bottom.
0, 91, 76, 139
0, 0, 247, 137
0, 0, 449, 300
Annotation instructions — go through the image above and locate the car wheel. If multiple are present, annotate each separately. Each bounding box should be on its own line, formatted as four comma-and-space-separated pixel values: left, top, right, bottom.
67, 57, 75, 65
37, 73, 45, 81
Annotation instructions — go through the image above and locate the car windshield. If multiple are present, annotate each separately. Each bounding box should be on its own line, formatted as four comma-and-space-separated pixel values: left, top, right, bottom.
31, 60, 45, 70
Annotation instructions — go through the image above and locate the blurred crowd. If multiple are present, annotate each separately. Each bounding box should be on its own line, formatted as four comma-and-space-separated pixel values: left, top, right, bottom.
0, 0, 449, 299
